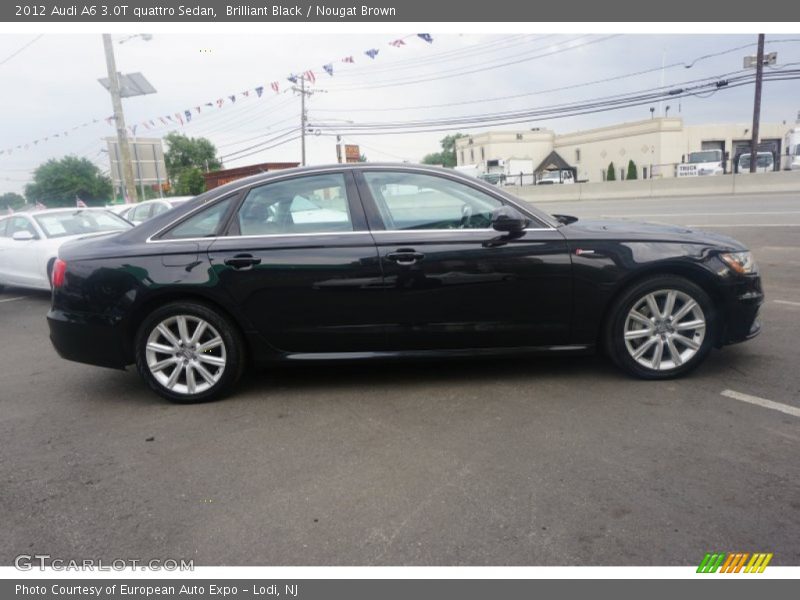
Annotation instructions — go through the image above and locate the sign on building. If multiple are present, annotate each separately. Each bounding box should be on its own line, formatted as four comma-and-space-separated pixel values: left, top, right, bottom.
344, 144, 361, 163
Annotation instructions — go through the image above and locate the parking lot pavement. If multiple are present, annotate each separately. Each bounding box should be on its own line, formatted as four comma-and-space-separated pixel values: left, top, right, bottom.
1, 194, 799, 566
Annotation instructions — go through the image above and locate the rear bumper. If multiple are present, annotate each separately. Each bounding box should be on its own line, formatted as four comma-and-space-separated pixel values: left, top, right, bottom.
47, 309, 130, 369
719, 275, 764, 345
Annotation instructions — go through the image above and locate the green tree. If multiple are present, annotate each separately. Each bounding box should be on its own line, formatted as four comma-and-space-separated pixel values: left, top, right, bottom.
606, 161, 617, 182
163, 132, 222, 196
24, 156, 112, 207
0, 192, 26, 211
173, 167, 206, 196
421, 133, 466, 168
626, 159, 638, 180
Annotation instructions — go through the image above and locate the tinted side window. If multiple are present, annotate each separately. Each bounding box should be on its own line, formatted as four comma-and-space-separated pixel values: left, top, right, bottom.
362, 172, 502, 230
161, 197, 234, 240
237, 173, 352, 236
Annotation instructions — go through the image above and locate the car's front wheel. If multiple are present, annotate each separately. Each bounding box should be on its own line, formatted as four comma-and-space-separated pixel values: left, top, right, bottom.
134, 301, 245, 402
605, 275, 715, 379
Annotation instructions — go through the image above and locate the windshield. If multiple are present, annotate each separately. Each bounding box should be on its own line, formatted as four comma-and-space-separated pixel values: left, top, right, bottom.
688, 150, 722, 163
34, 210, 132, 239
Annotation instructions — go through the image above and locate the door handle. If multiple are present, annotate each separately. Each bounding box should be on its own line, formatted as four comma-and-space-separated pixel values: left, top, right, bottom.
224, 254, 261, 270
386, 250, 425, 265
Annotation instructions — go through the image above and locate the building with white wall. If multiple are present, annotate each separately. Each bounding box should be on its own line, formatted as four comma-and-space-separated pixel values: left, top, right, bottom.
454, 117, 793, 183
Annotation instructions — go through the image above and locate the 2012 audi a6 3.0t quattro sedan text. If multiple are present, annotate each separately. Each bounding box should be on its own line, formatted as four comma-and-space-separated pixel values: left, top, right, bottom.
47, 164, 763, 402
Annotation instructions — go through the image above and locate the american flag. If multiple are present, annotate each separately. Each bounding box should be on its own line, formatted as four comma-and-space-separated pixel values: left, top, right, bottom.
271, 81, 280, 93
341, 56, 354, 63
303, 70, 316, 84
389, 39, 406, 47
76, 196, 87, 208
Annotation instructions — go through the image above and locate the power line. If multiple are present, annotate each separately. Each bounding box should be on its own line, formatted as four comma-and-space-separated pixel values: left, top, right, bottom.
0, 34, 44, 67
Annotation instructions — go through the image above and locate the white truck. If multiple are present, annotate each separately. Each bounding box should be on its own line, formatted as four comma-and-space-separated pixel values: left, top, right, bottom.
676, 149, 725, 177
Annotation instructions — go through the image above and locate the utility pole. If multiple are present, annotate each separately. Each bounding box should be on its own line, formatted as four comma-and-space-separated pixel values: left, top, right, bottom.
102, 34, 138, 204
749, 33, 765, 174
300, 75, 307, 166
291, 75, 318, 166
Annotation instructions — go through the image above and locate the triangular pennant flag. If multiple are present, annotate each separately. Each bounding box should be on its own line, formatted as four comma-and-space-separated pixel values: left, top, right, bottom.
365, 48, 379, 59
216, 98, 224, 108
205, 102, 214, 108
270, 81, 279, 93
229, 95, 237, 103
184, 109, 192, 122
160, 117, 168, 125
255, 86, 264, 97
323, 63, 334, 76
341, 56, 354, 63
389, 39, 406, 47
287, 74, 298, 84
417, 33, 434, 43
242, 90, 250, 97
149, 120, 156, 127
105, 116, 114, 126
175, 113, 184, 125
195, 106, 201, 114
304, 70, 316, 84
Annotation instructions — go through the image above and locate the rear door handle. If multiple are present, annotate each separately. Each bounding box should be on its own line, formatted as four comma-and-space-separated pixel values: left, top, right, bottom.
386, 249, 425, 265
224, 254, 261, 270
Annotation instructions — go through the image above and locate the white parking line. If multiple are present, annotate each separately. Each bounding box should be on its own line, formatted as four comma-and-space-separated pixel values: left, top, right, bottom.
721, 389, 800, 418
774, 300, 800, 307
0, 296, 27, 304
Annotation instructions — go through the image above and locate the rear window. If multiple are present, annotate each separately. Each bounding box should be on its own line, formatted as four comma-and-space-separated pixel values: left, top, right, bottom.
34, 210, 131, 239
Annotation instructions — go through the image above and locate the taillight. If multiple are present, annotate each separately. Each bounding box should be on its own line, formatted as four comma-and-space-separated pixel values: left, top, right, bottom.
52, 258, 67, 288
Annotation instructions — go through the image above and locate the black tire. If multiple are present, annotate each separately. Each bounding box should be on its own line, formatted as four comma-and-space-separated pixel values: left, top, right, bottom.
604, 275, 716, 379
134, 301, 245, 403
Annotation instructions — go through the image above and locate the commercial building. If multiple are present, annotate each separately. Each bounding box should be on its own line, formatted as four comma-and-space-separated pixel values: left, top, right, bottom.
454, 117, 793, 183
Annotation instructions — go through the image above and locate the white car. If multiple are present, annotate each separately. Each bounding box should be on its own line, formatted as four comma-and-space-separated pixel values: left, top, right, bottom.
536, 170, 575, 185
112, 197, 194, 225
737, 152, 775, 174
0, 208, 133, 291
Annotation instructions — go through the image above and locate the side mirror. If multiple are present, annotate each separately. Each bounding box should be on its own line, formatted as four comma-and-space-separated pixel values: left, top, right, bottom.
12, 230, 35, 241
491, 206, 528, 234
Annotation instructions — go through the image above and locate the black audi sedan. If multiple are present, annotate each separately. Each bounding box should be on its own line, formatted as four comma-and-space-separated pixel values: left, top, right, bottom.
48, 164, 763, 402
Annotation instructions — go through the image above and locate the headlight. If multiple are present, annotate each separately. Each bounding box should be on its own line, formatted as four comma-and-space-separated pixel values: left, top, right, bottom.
720, 251, 758, 275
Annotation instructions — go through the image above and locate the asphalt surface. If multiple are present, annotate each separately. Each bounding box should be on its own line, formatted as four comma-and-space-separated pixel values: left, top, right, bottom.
1, 191, 799, 566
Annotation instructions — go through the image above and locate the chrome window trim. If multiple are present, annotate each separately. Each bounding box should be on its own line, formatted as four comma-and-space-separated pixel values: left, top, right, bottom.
147, 164, 557, 244
145, 227, 556, 245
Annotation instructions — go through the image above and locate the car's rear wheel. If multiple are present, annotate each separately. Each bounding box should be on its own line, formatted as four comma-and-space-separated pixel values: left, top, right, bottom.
605, 275, 715, 379
134, 301, 244, 403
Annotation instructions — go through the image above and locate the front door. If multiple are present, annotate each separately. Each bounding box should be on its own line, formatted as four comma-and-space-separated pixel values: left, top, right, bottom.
357, 169, 573, 350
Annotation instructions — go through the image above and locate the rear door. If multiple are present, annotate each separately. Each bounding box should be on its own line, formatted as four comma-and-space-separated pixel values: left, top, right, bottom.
356, 168, 573, 350
207, 170, 385, 353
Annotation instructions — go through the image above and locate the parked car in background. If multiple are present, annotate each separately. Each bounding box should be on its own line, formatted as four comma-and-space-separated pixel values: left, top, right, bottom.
737, 152, 775, 174
114, 197, 194, 225
0, 208, 132, 291
48, 164, 762, 403
536, 170, 575, 185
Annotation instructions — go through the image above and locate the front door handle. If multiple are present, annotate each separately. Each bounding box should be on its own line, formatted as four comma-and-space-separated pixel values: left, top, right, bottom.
224, 254, 261, 270
386, 249, 425, 265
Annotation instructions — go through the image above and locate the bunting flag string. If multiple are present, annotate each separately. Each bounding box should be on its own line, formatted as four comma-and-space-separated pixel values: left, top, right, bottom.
2, 33, 435, 157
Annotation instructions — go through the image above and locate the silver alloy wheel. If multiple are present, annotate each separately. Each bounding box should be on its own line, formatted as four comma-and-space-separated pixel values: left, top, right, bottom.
145, 315, 226, 395
623, 289, 706, 371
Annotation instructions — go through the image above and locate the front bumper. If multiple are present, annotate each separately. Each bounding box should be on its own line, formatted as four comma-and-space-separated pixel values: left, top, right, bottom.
47, 309, 130, 369
719, 275, 764, 345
